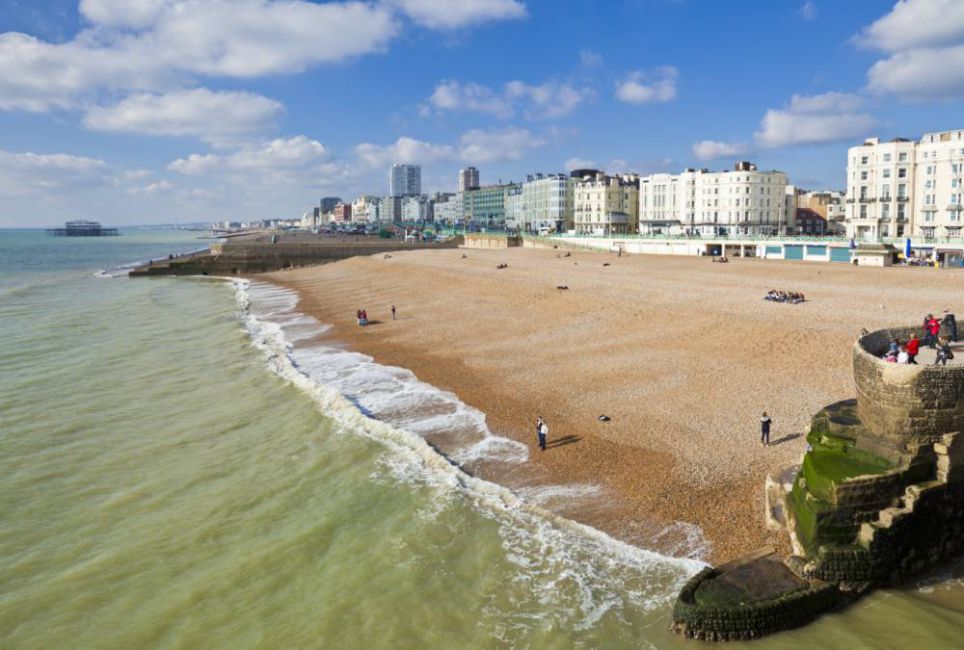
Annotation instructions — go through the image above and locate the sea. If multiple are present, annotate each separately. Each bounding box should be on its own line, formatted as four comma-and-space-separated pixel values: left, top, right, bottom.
1, 228, 964, 649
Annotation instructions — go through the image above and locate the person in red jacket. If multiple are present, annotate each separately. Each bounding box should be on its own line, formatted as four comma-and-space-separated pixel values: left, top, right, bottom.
926, 315, 942, 349
906, 333, 921, 365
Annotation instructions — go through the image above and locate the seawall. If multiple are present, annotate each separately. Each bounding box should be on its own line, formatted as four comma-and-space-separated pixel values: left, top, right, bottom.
130, 234, 464, 276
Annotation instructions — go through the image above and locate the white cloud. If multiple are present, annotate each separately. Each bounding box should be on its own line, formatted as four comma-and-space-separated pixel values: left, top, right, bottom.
579, 49, 603, 67
129, 179, 175, 195
458, 126, 546, 163
800, 1, 817, 21
79, 0, 171, 28
504, 80, 590, 119
0, 1, 399, 112
615, 67, 677, 104
427, 81, 514, 118
83, 89, 284, 146
856, 0, 964, 52
354, 136, 457, 169
390, 0, 526, 30
754, 92, 876, 148
867, 45, 964, 99
692, 140, 749, 161
856, 0, 964, 99
426, 79, 591, 119
565, 157, 597, 171
168, 135, 328, 175
0, 148, 110, 195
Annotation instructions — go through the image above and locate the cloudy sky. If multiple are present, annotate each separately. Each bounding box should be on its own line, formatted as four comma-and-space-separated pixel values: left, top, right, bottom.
2, 0, 964, 226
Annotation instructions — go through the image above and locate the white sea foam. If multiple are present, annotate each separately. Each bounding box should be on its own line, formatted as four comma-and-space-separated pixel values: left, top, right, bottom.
231, 278, 707, 624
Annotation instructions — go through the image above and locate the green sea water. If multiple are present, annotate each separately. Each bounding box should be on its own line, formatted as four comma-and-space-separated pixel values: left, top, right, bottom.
1, 229, 964, 649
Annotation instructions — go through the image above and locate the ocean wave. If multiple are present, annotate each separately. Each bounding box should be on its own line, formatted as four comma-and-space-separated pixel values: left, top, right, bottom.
230, 277, 706, 626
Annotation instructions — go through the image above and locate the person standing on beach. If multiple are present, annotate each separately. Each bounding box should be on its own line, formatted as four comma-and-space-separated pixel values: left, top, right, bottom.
536, 416, 547, 451
391, 305, 396, 321
760, 412, 772, 446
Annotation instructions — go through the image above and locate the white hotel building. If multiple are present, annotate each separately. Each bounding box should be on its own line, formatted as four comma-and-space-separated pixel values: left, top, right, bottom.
846, 131, 964, 241
521, 173, 573, 233
638, 162, 791, 236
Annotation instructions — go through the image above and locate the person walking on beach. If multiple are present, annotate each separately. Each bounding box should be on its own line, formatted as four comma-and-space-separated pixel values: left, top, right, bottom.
907, 333, 920, 365
760, 412, 772, 446
391, 304, 396, 321
536, 416, 548, 451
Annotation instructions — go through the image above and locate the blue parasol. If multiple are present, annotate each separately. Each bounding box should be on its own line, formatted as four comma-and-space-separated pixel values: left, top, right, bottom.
904, 237, 912, 259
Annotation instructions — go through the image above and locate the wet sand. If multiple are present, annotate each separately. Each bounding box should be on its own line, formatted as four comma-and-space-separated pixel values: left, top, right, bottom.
265, 247, 964, 563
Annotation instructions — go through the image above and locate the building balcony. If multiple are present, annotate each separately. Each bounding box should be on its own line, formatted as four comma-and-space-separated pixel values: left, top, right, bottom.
858, 197, 876, 203
896, 196, 910, 203
947, 204, 964, 211
922, 205, 938, 211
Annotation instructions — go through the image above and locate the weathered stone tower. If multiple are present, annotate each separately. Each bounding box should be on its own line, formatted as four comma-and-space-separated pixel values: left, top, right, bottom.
672, 325, 964, 641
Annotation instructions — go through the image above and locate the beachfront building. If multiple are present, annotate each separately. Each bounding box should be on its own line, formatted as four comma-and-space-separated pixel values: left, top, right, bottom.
845, 137, 917, 240
331, 202, 352, 223
390, 164, 421, 197
401, 195, 433, 222
463, 183, 521, 230
504, 185, 525, 231
459, 167, 480, 192
433, 192, 463, 226
573, 172, 640, 235
638, 162, 790, 236
320, 196, 341, 213
380, 196, 402, 223
846, 131, 964, 241
521, 173, 574, 233
350, 195, 381, 224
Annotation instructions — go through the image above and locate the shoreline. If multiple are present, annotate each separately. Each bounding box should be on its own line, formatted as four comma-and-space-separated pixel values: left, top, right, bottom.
263, 246, 964, 564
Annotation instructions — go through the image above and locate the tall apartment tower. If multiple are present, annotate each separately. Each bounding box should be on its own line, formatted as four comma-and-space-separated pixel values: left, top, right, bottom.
390, 164, 421, 197
459, 167, 480, 192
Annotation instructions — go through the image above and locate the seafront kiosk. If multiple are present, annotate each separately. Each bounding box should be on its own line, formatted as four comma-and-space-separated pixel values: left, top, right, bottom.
672, 325, 964, 641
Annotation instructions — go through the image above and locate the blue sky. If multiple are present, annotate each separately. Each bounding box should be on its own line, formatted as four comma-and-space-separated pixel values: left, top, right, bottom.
2, 0, 964, 226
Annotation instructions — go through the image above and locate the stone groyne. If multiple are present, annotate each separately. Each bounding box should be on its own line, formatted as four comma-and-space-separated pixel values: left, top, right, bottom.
672, 325, 964, 641
129, 234, 463, 277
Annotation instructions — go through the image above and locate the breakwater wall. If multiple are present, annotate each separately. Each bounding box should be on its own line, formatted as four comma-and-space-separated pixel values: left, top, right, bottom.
130, 235, 464, 276
672, 325, 964, 641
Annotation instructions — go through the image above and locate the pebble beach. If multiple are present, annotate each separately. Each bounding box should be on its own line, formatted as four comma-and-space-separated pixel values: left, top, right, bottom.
267, 247, 964, 563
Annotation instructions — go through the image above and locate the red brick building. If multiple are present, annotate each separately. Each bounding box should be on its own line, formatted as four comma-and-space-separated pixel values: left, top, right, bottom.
332, 202, 352, 223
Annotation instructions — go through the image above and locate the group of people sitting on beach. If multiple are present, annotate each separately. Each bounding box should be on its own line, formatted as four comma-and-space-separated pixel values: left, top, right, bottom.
356, 309, 368, 326
711, 256, 730, 263
765, 290, 805, 304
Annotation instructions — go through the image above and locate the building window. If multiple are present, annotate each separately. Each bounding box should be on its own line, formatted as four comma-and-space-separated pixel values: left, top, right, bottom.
899, 152, 908, 162
883, 153, 891, 162
927, 165, 934, 175
898, 184, 906, 197
860, 171, 868, 180
883, 168, 891, 178
898, 168, 907, 178
860, 156, 868, 164
898, 204, 906, 219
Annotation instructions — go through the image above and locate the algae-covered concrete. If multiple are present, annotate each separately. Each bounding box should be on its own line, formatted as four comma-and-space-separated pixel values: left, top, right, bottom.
672, 324, 964, 641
